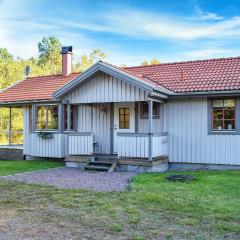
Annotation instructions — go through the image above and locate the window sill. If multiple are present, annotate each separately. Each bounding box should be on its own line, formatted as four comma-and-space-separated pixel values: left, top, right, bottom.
210, 130, 238, 135
34, 130, 59, 133
140, 115, 160, 119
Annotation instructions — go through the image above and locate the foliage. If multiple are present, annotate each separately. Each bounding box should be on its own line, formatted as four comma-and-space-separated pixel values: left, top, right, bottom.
37, 36, 62, 74
141, 58, 160, 66
73, 49, 106, 72
0, 160, 63, 176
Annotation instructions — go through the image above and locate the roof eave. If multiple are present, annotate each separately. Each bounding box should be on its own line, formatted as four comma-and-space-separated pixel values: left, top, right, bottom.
170, 89, 240, 97
0, 99, 60, 106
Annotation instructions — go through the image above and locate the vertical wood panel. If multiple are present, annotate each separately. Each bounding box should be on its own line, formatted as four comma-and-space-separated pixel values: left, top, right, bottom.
167, 98, 240, 165
64, 72, 148, 103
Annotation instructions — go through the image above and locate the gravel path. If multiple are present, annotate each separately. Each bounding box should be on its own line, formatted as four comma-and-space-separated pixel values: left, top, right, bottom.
0, 168, 136, 192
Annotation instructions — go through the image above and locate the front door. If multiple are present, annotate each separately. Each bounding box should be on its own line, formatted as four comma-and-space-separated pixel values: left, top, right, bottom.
113, 103, 135, 153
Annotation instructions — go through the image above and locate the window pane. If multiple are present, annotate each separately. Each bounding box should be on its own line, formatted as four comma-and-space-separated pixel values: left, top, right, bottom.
213, 120, 223, 130
119, 115, 125, 121
212, 100, 223, 108
141, 102, 158, 117
224, 99, 235, 108
37, 122, 46, 130
142, 102, 148, 115
64, 105, 76, 131
153, 102, 158, 116
125, 114, 130, 121
119, 121, 125, 129
119, 108, 125, 114
213, 109, 223, 120
36, 106, 46, 130
48, 106, 58, 130
224, 109, 235, 119
125, 122, 130, 129
125, 108, 130, 114
224, 120, 235, 130
119, 107, 130, 129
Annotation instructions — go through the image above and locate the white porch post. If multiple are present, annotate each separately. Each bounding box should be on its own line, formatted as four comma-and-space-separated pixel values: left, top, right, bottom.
148, 100, 153, 161
67, 104, 71, 133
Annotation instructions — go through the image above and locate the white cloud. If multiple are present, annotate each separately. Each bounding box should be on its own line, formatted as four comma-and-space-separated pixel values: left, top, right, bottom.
56, 9, 240, 41
183, 49, 230, 59
188, 0, 223, 20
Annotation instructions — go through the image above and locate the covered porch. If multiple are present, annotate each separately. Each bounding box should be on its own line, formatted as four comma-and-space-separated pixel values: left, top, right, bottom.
0, 106, 24, 160
66, 99, 168, 161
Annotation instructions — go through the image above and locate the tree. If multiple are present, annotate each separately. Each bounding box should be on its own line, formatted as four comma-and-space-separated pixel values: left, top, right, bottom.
37, 36, 62, 74
74, 49, 107, 72
141, 59, 160, 66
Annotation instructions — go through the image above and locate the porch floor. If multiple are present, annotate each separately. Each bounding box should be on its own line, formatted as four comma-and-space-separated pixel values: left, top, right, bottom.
0, 145, 23, 149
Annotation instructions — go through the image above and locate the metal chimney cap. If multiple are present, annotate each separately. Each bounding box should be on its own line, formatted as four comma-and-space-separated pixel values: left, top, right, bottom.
61, 46, 73, 54
25, 65, 30, 77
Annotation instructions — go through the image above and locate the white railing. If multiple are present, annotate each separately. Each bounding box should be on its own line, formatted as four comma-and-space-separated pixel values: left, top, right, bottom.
117, 132, 168, 159
152, 133, 168, 158
69, 132, 94, 155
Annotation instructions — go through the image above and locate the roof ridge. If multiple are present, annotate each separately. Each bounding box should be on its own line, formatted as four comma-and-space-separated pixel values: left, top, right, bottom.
123, 56, 240, 69
24, 72, 80, 80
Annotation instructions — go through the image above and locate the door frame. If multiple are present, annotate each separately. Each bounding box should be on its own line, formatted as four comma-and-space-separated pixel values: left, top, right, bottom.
113, 102, 135, 154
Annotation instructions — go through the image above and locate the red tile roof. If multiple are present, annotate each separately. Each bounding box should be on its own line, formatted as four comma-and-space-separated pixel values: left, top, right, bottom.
0, 73, 80, 103
1, 56, 240, 104
122, 57, 240, 93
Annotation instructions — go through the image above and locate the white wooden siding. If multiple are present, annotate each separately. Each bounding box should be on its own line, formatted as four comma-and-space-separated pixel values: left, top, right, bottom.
77, 105, 92, 132
64, 72, 149, 103
69, 134, 93, 155
92, 103, 111, 154
167, 98, 240, 165
118, 134, 149, 158
152, 134, 168, 158
24, 132, 67, 158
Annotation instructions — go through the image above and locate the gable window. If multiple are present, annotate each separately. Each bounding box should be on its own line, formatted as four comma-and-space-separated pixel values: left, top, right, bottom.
35, 105, 58, 131
64, 105, 77, 131
212, 99, 236, 131
140, 102, 159, 119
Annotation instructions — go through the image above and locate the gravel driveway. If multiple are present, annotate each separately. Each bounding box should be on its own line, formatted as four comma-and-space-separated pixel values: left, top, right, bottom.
0, 168, 136, 192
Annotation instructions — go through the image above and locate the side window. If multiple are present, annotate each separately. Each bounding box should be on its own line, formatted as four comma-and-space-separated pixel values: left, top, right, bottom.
35, 105, 58, 131
140, 102, 160, 118
212, 99, 236, 131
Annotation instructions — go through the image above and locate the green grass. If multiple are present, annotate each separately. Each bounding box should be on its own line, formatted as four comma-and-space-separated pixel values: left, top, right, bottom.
0, 170, 239, 239
0, 160, 63, 176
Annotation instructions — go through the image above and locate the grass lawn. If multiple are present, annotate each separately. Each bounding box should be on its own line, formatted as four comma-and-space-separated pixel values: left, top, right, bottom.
0, 169, 239, 239
0, 160, 63, 176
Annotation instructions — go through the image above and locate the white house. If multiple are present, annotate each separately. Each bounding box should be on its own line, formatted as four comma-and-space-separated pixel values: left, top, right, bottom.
0, 46, 240, 172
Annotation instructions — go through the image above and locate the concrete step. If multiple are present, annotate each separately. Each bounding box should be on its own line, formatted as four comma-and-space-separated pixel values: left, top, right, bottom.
85, 165, 110, 172
88, 161, 113, 167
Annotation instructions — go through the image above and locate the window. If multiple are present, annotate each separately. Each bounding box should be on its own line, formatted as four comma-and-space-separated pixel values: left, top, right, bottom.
119, 107, 130, 129
212, 99, 236, 131
141, 102, 159, 118
35, 105, 58, 131
64, 105, 77, 131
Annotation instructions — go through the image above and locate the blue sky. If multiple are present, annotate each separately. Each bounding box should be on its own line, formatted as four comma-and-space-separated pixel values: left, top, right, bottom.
1, 0, 240, 66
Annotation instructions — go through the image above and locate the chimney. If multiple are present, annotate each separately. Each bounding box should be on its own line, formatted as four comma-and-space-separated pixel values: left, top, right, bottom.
61, 46, 73, 76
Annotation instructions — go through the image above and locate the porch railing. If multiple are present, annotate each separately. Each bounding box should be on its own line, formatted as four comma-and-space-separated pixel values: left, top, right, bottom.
69, 132, 94, 155
117, 132, 168, 159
